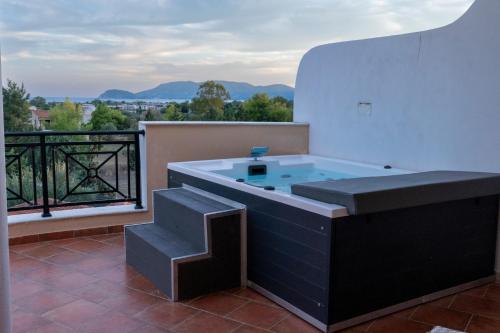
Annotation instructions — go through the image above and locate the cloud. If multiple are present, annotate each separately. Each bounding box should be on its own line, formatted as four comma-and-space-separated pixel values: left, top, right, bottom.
0, 0, 474, 96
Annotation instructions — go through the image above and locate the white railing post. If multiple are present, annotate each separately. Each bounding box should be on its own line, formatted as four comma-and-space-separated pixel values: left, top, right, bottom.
0, 50, 13, 333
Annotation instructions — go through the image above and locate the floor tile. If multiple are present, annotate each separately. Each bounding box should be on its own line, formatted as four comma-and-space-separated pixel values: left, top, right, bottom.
14, 289, 77, 315
271, 314, 321, 333
9, 251, 27, 262
188, 292, 247, 315
11, 279, 47, 301
43, 299, 110, 330
233, 288, 277, 307
87, 244, 124, 258
462, 285, 489, 298
369, 316, 432, 333
21, 244, 73, 259
10, 257, 52, 275
61, 239, 109, 253
39, 271, 100, 292
131, 326, 172, 333
228, 301, 289, 329
79, 311, 144, 333
411, 304, 471, 331
70, 279, 128, 303
102, 235, 125, 246
27, 321, 77, 332
136, 301, 198, 329
48, 238, 80, 246
173, 312, 240, 333
71, 255, 121, 274
429, 295, 456, 308
12, 309, 52, 333
22, 263, 74, 284
390, 307, 418, 319
451, 294, 500, 320
100, 289, 162, 316
10, 242, 48, 254
125, 274, 160, 294
45, 251, 88, 265
93, 264, 139, 283
467, 315, 500, 333
232, 326, 268, 333
484, 284, 500, 303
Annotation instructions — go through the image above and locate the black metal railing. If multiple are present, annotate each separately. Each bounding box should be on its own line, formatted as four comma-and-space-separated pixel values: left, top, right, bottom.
5, 130, 145, 217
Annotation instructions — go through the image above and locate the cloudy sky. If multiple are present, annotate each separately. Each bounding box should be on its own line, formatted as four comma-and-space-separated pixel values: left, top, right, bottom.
1, 0, 474, 97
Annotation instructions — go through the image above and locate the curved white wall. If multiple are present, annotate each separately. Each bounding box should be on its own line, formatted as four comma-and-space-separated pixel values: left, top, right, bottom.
295, 0, 500, 172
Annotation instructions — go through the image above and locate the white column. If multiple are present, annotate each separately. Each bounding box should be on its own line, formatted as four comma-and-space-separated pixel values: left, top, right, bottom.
0, 52, 12, 332
496, 202, 500, 278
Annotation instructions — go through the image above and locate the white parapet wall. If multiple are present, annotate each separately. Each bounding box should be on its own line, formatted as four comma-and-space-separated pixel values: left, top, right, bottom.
294, 0, 500, 173
294, 0, 500, 274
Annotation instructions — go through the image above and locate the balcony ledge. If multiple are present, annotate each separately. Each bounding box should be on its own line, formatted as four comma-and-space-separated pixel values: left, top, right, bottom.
8, 204, 147, 225
139, 121, 308, 126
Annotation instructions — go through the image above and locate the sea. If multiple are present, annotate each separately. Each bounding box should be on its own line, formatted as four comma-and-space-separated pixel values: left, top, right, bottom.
43, 97, 189, 103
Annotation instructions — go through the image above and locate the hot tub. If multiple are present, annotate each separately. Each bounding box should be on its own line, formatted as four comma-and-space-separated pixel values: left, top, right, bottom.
168, 154, 408, 218
167, 155, 499, 332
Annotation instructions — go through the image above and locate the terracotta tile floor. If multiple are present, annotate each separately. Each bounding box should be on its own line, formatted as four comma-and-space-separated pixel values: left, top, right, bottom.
8, 232, 500, 333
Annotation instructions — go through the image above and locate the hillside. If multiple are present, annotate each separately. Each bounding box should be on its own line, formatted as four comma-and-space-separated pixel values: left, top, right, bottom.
99, 81, 294, 100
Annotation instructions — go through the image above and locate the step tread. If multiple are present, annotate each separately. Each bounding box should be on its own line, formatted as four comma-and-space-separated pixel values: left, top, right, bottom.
126, 223, 205, 258
157, 188, 235, 214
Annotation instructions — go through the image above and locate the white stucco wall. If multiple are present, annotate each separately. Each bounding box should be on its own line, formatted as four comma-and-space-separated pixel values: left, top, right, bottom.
294, 0, 500, 173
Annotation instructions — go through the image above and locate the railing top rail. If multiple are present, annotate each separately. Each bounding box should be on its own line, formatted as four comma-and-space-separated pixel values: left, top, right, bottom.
5, 130, 145, 137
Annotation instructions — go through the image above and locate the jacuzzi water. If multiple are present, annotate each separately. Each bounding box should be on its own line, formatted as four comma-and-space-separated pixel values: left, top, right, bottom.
214, 164, 356, 193
168, 155, 410, 218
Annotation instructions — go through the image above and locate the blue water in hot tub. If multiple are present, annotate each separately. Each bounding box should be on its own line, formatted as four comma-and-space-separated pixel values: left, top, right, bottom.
214, 164, 355, 193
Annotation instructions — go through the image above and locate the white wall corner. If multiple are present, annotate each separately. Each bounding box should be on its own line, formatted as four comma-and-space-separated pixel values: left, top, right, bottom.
0, 48, 13, 333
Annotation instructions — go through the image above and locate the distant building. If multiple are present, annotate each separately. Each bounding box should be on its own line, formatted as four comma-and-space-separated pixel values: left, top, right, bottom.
81, 104, 96, 124
30, 107, 51, 129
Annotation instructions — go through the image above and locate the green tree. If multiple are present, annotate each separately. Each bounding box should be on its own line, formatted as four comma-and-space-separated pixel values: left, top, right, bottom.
89, 104, 129, 130
2, 80, 32, 132
242, 93, 293, 122
241, 93, 271, 121
48, 98, 83, 131
163, 104, 185, 121
141, 109, 162, 121
223, 101, 243, 121
30, 96, 48, 109
190, 81, 230, 120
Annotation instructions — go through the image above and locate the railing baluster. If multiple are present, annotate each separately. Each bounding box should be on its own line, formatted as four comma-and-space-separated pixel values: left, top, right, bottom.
40, 134, 51, 217
127, 144, 131, 198
52, 146, 57, 206
134, 132, 143, 209
31, 147, 37, 205
18, 157, 23, 200
115, 150, 119, 196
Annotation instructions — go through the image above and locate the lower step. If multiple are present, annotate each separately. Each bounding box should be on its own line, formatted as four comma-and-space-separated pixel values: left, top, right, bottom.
126, 187, 246, 300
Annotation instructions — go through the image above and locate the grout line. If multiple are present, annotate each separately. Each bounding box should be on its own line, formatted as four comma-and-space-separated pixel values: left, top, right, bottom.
364, 319, 376, 332
221, 300, 250, 317
229, 289, 282, 309
168, 308, 202, 331
464, 314, 474, 332
228, 324, 244, 333
268, 313, 291, 330
447, 294, 457, 309
482, 284, 490, 298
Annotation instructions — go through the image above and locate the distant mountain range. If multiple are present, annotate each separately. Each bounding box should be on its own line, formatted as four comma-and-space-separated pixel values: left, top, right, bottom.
99, 81, 294, 101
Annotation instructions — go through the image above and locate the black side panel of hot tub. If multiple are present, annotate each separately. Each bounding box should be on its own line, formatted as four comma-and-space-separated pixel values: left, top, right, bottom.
168, 170, 332, 323
328, 195, 499, 324
177, 214, 242, 300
